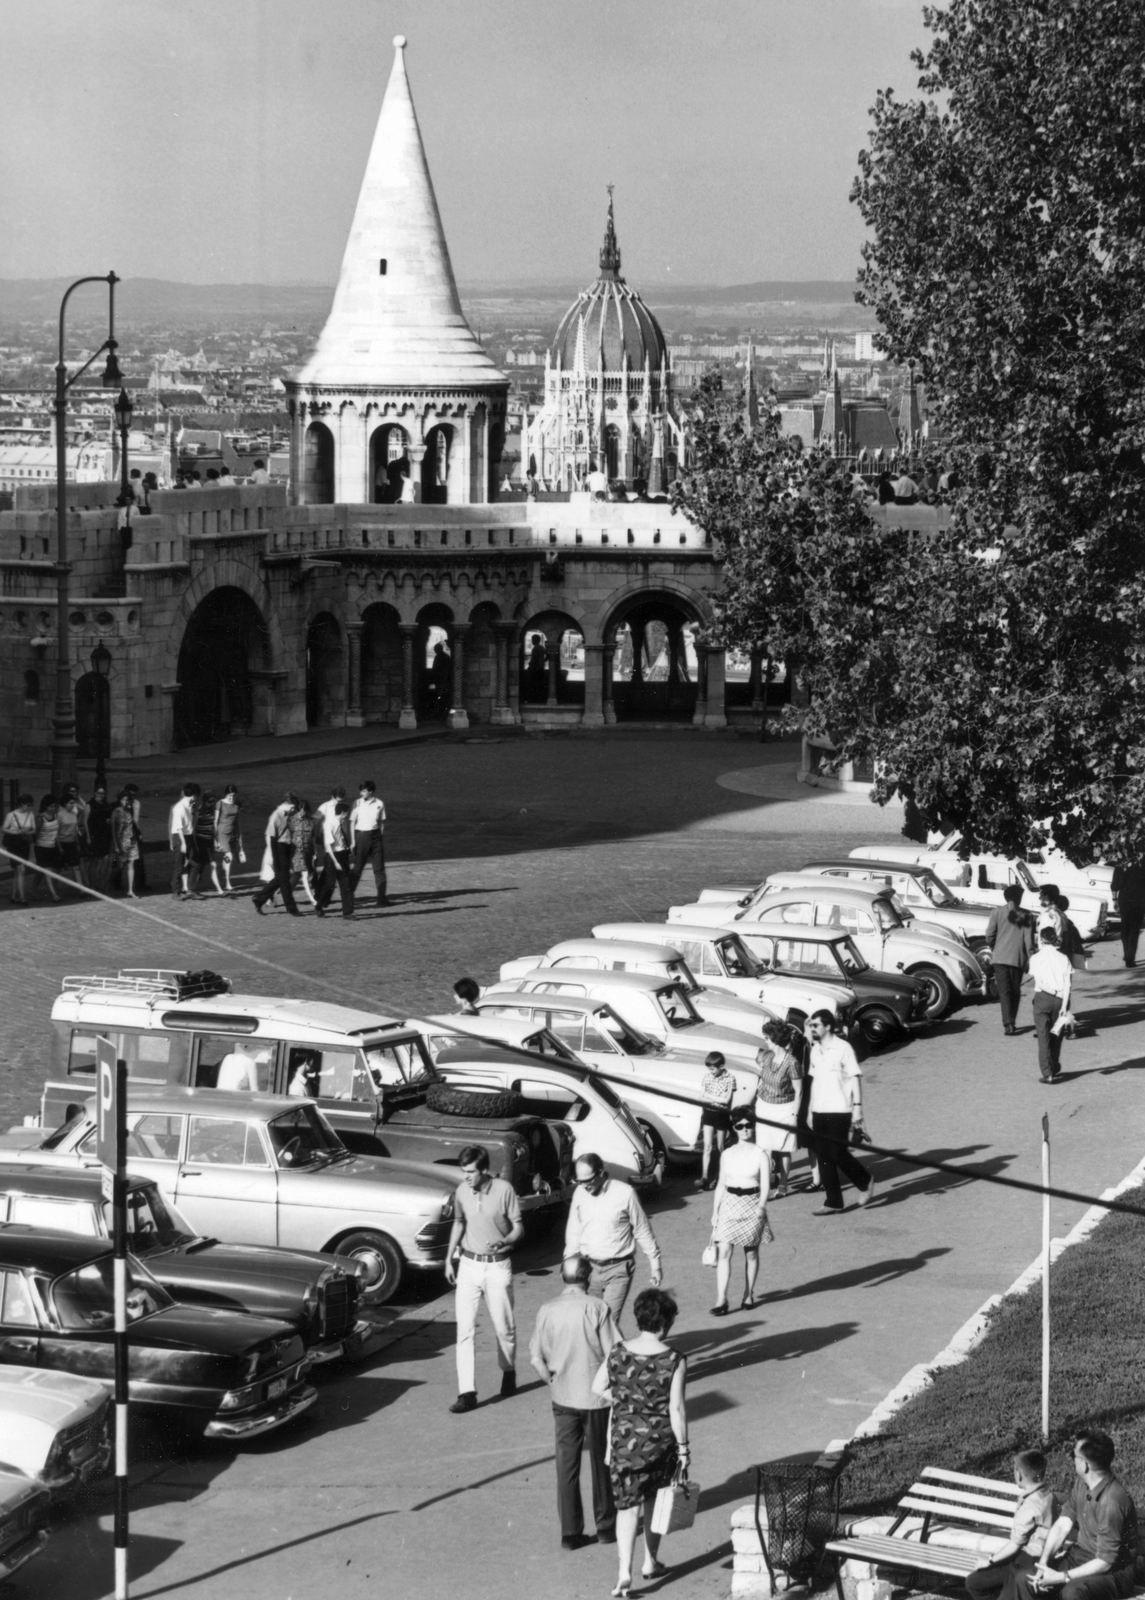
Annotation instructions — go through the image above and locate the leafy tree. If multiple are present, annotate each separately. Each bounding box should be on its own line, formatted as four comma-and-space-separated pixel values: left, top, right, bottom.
679, 0, 1145, 865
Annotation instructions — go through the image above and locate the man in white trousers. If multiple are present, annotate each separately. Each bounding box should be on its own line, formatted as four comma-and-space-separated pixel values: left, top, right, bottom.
445, 1144, 523, 1414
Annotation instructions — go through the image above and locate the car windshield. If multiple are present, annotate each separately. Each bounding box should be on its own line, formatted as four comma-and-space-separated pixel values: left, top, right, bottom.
266, 1106, 345, 1167
716, 936, 762, 979
524, 1029, 581, 1063
52, 1255, 173, 1329
655, 985, 702, 1028
593, 1007, 660, 1056
916, 870, 958, 906
833, 937, 869, 975
872, 898, 904, 932
103, 1186, 195, 1248
1015, 861, 1039, 891
362, 1038, 434, 1090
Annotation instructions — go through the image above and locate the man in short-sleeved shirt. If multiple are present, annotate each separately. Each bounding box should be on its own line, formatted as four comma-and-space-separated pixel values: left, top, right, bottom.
445, 1145, 523, 1413
1003, 1430, 1138, 1600
349, 780, 388, 907
807, 1012, 873, 1215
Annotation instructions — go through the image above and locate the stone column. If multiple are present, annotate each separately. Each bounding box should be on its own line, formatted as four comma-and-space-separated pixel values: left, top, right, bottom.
667, 618, 682, 685
345, 621, 364, 727
449, 623, 470, 731
337, 402, 367, 503
630, 619, 646, 686
603, 639, 617, 725
692, 644, 709, 727
398, 623, 418, 730
407, 444, 426, 505
505, 624, 523, 722
704, 647, 727, 729
492, 623, 515, 725
545, 641, 561, 707
581, 643, 605, 728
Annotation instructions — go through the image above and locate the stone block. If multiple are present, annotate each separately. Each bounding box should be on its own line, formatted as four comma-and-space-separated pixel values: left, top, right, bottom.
733, 1528, 766, 1555
731, 1571, 774, 1598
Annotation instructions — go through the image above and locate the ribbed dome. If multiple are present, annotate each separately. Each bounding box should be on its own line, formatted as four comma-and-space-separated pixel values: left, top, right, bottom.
552, 198, 667, 374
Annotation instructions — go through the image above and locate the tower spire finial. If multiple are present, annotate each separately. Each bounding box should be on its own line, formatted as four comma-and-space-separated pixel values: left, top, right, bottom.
600, 186, 621, 278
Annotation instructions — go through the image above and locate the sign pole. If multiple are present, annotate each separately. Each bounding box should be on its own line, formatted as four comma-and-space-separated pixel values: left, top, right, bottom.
97, 1037, 129, 1600
1041, 1112, 1050, 1445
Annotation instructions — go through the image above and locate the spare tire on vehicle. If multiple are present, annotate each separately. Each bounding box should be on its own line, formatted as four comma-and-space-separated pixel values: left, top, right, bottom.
425, 1082, 524, 1120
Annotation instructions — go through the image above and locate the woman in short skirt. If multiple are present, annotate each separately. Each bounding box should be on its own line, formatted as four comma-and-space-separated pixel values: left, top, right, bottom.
32, 795, 62, 902
753, 1021, 806, 1198
708, 1107, 770, 1314
2, 793, 37, 905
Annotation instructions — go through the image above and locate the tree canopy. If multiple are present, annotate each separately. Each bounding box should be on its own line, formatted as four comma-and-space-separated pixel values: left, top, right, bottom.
676, 0, 1145, 865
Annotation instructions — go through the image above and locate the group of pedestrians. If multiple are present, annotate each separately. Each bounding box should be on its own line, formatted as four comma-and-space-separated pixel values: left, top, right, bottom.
2, 782, 145, 903
984, 883, 1088, 1081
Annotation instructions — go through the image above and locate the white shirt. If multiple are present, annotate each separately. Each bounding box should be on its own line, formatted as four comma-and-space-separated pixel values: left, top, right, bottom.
248, 467, 269, 485
564, 1178, 660, 1270
808, 1035, 862, 1116
351, 796, 385, 835
216, 1051, 259, 1091
316, 798, 349, 851
169, 797, 196, 839
1028, 946, 1072, 1000
266, 803, 296, 843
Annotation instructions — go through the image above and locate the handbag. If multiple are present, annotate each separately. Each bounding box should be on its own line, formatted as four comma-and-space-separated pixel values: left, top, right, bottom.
701, 1238, 717, 1268
1051, 1008, 1076, 1037
650, 1464, 701, 1535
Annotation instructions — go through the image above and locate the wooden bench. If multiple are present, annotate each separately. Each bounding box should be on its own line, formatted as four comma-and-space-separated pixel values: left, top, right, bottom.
826, 1467, 1023, 1599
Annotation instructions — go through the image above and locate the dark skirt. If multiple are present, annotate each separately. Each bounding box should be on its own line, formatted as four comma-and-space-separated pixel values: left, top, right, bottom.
3, 836, 31, 861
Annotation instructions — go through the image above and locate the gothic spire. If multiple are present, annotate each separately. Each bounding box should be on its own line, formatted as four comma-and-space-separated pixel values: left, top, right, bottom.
599, 186, 622, 279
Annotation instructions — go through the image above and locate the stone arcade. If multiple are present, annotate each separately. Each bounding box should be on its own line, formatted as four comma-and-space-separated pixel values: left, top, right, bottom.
0, 38, 769, 767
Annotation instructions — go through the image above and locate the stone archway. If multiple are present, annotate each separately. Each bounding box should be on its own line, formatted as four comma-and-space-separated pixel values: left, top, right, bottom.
305, 612, 345, 728
301, 421, 334, 505
604, 590, 703, 722
519, 609, 585, 709
174, 587, 272, 748
370, 424, 411, 504
416, 602, 455, 721
422, 424, 455, 505
361, 603, 403, 723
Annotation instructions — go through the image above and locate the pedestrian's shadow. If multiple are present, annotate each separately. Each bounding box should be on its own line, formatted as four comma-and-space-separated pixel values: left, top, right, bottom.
682, 1320, 859, 1382
757, 1247, 950, 1305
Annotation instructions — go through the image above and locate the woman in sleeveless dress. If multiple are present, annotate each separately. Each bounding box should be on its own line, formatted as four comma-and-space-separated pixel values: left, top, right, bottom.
709, 1108, 771, 1314
592, 1288, 690, 1597
213, 785, 245, 894
2, 793, 37, 905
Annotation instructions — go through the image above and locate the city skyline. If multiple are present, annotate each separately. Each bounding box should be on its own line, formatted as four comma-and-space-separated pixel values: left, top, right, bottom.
2, 0, 930, 289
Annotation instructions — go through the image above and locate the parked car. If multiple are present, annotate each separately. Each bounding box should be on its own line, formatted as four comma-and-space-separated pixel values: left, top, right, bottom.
0, 1230, 315, 1440
0, 1469, 50, 1580
38, 971, 566, 1225
891, 827, 1117, 907
467, 994, 724, 1166
670, 876, 983, 1020
683, 925, 928, 1049
3, 1090, 460, 1307
591, 922, 856, 1028
432, 1043, 660, 1188
792, 861, 996, 951
0, 1166, 371, 1366
847, 845, 1110, 939
496, 939, 783, 1034
483, 969, 771, 1073
0, 1367, 109, 1498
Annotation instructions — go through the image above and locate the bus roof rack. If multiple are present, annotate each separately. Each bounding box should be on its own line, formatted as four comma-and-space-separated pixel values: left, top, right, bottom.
61, 969, 231, 1001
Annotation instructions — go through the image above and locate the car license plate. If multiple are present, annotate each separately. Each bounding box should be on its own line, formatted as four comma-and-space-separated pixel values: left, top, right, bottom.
267, 1376, 288, 1400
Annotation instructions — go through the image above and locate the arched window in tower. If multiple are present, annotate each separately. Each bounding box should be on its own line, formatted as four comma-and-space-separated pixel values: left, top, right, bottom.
387, 431, 407, 464
435, 429, 449, 486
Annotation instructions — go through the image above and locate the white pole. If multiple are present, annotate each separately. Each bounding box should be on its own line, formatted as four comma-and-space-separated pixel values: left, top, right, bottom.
1041, 1112, 1050, 1444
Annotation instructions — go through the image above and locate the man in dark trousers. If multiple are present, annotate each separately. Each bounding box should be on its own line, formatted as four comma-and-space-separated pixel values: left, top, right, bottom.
985, 885, 1036, 1035
1111, 861, 1145, 968
252, 792, 300, 916
349, 779, 388, 907
529, 1254, 619, 1551
314, 795, 354, 919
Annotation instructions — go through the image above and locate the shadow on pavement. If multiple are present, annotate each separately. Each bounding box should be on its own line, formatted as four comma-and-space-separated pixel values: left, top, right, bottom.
131, 1510, 398, 1598
684, 1320, 860, 1382
31, 1533, 183, 1600
758, 1247, 951, 1304
409, 1451, 555, 1512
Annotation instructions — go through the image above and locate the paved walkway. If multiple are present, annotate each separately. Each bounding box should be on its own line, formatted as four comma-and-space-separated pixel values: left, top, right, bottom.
3, 734, 1141, 1600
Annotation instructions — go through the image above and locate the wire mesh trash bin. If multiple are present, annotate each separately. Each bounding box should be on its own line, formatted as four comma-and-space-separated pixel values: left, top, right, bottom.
754, 1458, 845, 1586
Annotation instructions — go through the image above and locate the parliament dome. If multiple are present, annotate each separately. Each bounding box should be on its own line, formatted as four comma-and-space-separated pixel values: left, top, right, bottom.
551, 198, 668, 374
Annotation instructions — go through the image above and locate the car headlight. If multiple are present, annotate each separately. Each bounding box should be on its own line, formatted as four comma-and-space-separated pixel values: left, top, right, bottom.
219, 1383, 260, 1412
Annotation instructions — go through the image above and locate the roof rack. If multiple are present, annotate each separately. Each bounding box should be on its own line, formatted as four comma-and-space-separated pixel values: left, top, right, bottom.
61, 969, 231, 1001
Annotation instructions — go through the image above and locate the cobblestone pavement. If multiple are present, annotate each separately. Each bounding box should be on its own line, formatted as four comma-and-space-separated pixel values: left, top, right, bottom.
4, 732, 1144, 1600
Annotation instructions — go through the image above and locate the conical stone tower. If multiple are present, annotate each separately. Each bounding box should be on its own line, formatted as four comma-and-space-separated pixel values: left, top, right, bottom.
286, 36, 507, 506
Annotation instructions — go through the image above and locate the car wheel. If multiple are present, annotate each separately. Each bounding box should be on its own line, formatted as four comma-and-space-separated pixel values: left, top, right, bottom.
424, 1082, 524, 1119
336, 1231, 403, 1306
908, 964, 953, 1020
856, 1005, 900, 1049
637, 1122, 668, 1166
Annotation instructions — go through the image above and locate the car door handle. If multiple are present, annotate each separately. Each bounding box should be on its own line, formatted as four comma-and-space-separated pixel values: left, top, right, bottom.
180, 1169, 202, 1177
5, 1338, 36, 1353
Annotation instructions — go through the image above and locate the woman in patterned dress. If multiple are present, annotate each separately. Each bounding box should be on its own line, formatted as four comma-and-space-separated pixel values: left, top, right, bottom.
288, 798, 319, 906
753, 1021, 806, 1198
592, 1288, 690, 1597
709, 1109, 770, 1314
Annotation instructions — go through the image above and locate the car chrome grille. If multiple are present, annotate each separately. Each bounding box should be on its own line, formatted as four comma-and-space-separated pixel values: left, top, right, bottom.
60, 1405, 108, 1462
319, 1277, 351, 1342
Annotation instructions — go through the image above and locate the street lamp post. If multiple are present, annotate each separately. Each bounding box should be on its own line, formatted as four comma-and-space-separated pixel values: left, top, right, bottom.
90, 642, 112, 791
52, 274, 124, 799
113, 386, 133, 508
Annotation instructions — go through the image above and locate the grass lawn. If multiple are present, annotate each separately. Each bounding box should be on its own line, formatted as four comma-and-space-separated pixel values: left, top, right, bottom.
840, 1183, 1145, 1517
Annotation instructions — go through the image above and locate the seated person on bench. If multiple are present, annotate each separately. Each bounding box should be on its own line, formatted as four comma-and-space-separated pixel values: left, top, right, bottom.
967, 1450, 1057, 1597
1001, 1430, 1138, 1600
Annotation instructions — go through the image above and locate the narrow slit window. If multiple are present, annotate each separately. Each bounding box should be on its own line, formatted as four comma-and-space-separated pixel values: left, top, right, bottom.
379, 259, 387, 275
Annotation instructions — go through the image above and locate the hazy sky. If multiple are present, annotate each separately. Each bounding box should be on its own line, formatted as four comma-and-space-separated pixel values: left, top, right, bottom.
1, 0, 931, 289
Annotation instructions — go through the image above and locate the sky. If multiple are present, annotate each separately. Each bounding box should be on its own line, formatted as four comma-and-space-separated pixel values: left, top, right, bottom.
0, 0, 932, 289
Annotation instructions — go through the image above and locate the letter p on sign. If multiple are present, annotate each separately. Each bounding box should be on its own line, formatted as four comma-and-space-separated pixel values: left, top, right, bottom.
95, 1036, 126, 1175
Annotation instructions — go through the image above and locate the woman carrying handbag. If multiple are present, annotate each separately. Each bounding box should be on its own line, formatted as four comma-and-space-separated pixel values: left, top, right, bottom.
707, 1108, 771, 1315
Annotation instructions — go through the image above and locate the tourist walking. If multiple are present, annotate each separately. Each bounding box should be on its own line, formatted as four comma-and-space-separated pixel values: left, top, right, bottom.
192, 792, 222, 895
529, 1254, 619, 1551
252, 793, 301, 916
709, 1107, 770, 1314
445, 1144, 523, 1414
314, 794, 354, 919
1026, 927, 1072, 1083
169, 783, 200, 898
349, 779, 388, 907
85, 784, 114, 894
32, 796, 62, 902
110, 790, 141, 897
123, 784, 146, 892
1111, 861, 1145, 968
213, 785, 245, 894
591, 1288, 690, 1598
289, 799, 319, 905
57, 784, 89, 891
753, 1020, 805, 1197
564, 1154, 662, 1327
806, 1010, 874, 1215
985, 886, 1036, 1035
1036, 885, 1065, 943
2, 793, 37, 905
699, 1051, 735, 1190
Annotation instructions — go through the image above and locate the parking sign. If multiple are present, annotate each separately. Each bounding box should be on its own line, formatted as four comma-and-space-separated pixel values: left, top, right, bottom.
95, 1036, 126, 1175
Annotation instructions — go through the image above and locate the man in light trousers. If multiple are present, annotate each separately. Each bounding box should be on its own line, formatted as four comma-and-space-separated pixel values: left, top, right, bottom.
563, 1153, 662, 1328
445, 1144, 523, 1414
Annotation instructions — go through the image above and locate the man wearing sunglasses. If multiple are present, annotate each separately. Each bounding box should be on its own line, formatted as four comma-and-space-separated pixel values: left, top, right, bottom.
564, 1153, 662, 1327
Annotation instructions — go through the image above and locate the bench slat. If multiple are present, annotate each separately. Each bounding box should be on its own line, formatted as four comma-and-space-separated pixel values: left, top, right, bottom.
921, 1467, 1022, 1499
827, 1537, 980, 1576
907, 1481, 1021, 1514
898, 1496, 1014, 1530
